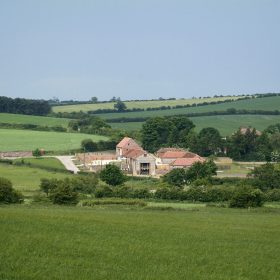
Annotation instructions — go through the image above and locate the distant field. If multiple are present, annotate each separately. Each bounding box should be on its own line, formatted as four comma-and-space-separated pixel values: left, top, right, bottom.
98, 96, 280, 120
0, 162, 72, 192
1, 205, 280, 280
0, 113, 70, 127
109, 114, 280, 135
52, 96, 244, 113
0, 129, 108, 152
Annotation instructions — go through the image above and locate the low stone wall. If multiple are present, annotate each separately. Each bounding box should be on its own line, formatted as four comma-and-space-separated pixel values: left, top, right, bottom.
0, 151, 33, 158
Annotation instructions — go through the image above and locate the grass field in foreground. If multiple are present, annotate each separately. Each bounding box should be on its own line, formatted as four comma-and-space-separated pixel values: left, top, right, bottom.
0, 162, 73, 192
98, 96, 280, 120
0, 129, 108, 152
0, 113, 70, 127
0, 205, 279, 280
109, 114, 280, 135
52, 96, 242, 112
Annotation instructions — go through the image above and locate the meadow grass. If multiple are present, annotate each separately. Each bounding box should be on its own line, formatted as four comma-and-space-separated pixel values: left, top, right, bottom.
0, 204, 279, 280
0, 113, 70, 127
0, 163, 73, 192
0, 129, 108, 152
98, 96, 280, 120
13, 157, 67, 172
109, 114, 280, 135
52, 96, 242, 112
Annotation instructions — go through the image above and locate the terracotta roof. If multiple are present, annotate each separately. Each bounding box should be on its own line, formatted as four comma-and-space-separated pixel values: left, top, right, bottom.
171, 157, 205, 167
156, 147, 185, 157
117, 137, 141, 149
160, 151, 193, 159
125, 149, 145, 159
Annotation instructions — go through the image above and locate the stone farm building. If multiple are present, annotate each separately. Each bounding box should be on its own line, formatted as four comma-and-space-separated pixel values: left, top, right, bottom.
76, 137, 204, 177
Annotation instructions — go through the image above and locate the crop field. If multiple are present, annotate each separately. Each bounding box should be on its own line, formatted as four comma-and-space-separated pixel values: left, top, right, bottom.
109, 114, 280, 135
0, 113, 70, 127
0, 129, 108, 152
98, 96, 280, 120
0, 205, 279, 280
0, 162, 72, 192
52, 96, 244, 113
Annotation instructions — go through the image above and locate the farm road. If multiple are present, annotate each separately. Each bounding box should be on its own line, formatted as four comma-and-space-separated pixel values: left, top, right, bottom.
56, 156, 79, 174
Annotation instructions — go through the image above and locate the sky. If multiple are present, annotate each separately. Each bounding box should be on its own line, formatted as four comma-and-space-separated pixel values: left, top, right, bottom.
0, 0, 279, 101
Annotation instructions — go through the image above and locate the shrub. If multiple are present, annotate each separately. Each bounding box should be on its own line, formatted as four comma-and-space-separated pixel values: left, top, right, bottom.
49, 183, 78, 205
79, 198, 147, 207
154, 188, 182, 200
99, 164, 126, 186
131, 188, 151, 199
265, 189, 280, 201
40, 178, 60, 196
162, 169, 186, 188
0, 177, 23, 204
229, 186, 264, 208
114, 186, 133, 198
71, 175, 98, 194
94, 186, 113, 198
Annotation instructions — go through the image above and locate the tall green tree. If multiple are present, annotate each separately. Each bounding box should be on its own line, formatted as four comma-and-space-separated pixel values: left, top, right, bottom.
114, 100, 127, 112
195, 127, 223, 156
100, 164, 126, 186
142, 116, 195, 152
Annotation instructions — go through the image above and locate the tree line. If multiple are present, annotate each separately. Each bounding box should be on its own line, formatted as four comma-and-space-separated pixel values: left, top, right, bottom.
141, 116, 280, 161
0, 96, 51, 115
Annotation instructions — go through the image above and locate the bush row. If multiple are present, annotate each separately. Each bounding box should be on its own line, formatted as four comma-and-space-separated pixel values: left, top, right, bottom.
79, 198, 147, 207
0, 122, 66, 132
106, 109, 280, 123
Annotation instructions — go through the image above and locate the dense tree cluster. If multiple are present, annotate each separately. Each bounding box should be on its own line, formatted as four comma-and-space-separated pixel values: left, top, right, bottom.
0, 96, 51, 115
0, 177, 23, 204
69, 115, 111, 134
142, 116, 195, 152
162, 160, 217, 188
141, 116, 280, 161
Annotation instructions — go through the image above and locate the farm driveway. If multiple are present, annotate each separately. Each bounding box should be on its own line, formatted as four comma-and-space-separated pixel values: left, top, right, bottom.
56, 156, 79, 174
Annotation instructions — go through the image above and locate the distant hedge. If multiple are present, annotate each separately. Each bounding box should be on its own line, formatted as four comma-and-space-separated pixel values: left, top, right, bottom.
0, 122, 66, 132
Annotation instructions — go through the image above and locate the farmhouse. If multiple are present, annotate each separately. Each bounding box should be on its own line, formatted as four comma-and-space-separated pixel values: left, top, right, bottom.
239, 127, 262, 136
75, 137, 204, 176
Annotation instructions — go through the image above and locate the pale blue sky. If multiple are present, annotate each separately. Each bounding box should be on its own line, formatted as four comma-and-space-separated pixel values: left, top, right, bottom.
0, 0, 279, 101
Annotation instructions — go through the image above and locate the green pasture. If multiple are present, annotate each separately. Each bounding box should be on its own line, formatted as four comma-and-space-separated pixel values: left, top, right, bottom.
0, 205, 279, 280
0, 113, 70, 127
0, 162, 73, 192
109, 114, 280, 136
52, 96, 243, 113
0, 129, 108, 152
13, 157, 67, 172
99, 96, 280, 120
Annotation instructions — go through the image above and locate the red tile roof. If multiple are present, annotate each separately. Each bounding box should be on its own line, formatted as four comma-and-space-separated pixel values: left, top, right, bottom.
125, 149, 145, 159
117, 137, 141, 149
171, 156, 205, 167
160, 151, 196, 159
156, 147, 185, 157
